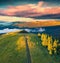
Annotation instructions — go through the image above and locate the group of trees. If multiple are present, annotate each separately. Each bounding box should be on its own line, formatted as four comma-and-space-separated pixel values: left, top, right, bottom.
16, 36, 26, 51
38, 33, 59, 55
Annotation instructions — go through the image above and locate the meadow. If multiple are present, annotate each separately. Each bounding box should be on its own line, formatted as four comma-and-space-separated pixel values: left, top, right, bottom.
0, 32, 60, 63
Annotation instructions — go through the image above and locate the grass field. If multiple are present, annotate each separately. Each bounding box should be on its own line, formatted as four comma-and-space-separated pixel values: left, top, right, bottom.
0, 33, 60, 63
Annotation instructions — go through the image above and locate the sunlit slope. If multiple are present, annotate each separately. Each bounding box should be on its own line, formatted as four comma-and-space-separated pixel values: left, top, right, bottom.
0, 33, 60, 63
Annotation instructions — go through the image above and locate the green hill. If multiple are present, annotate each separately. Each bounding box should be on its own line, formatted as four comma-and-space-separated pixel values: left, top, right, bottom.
0, 33, 60, 63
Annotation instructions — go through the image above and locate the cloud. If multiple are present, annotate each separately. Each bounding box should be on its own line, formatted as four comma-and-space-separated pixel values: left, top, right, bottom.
0, 27, 45, 34
0, 1, 60, 18
0, 28, 20, 33
0, 15, 35, 22
37, 1, 45, 7
0, 15, 59, 22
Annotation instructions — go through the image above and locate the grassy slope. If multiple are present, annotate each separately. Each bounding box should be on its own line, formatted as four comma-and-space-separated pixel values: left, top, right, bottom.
0, 34, 27, 63
29, 34, 60, 63
0, 33, 60, 63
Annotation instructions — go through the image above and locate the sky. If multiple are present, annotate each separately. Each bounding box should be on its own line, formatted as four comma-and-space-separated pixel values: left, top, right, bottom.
0, 0, 60, 22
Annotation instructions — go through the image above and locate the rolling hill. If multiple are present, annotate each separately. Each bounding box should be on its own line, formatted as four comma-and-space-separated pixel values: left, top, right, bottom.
0, 32, 60, 63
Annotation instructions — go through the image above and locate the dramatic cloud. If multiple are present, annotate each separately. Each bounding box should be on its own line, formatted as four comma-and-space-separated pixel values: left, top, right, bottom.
0, 1, 60, 18
0, 16, 35, 22
0, 28, 20, 33
0, 15, 57, 22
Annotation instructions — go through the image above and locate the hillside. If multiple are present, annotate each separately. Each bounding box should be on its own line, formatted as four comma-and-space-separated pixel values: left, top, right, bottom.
0, 33, 60, 63
14, 21, 60, 28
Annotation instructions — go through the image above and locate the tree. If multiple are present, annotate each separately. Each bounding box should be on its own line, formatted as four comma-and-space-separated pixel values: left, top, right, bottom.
38, 33, 41, 37
53, 39, 58, 54
47, 36, 53, 55
41, 33, 48, 46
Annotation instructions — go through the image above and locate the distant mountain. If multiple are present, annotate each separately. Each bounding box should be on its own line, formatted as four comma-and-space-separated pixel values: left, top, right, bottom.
0, 22, 12, 26
0, 20, 60, 29
14, 21, 60, 28
0, 21, 20, 29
